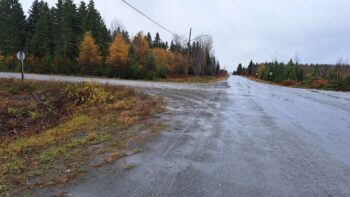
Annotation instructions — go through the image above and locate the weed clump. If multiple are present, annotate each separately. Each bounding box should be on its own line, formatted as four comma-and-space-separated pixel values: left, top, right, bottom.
63, 81, 115, 106
0, 79, 115, 137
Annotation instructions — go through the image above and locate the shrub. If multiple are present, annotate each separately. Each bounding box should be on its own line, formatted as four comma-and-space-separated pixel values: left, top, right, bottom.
63, 81, 114, 106
310, 79, 328, 89
281, 80, 298, 86
7, 108, 24, 118
156, 66, 167, 78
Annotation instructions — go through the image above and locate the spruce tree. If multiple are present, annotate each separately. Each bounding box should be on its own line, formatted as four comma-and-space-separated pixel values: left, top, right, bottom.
248, 60, 254, 75
236, 63, 243, 75
127, 44, 139, 79
52, 0, 74, 59
30, 2, 51, 58
170, 41, 175, 52
122, 30, 130, 44
146, 32, 152, 48
0, 0, 26, 55
26, 0, 41, 40
77, 1, 88, 40
153, 32, 161, 48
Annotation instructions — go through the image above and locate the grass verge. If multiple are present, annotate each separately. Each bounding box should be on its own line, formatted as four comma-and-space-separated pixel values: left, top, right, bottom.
0, 79, 164, 196
244, 76, 350, 91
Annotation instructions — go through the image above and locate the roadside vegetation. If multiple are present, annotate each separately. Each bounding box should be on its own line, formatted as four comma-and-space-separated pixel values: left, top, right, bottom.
0, 79, 163, 196
0, 0, 226, 81
233, 59, 350, 91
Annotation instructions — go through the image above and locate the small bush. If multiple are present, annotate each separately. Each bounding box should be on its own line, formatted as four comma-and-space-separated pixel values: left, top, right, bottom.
29, 111, 40, 120
63, 81, 115, 106
7, 108, 24, 118
156, 66, 168, 78
281, 80, 298, 86
310, 79, 328, 89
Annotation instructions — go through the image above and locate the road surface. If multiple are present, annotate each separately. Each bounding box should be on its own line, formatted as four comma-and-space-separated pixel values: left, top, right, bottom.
1, 72, 350, 196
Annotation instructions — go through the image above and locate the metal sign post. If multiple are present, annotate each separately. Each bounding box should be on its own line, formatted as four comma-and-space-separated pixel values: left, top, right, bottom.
16, 51, 25, 81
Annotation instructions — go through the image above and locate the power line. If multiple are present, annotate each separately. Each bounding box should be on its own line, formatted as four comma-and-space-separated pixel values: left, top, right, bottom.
121, 0, 176, 36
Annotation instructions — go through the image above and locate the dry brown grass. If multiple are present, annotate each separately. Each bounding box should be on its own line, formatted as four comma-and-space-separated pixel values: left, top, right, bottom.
0, 79, 164, 196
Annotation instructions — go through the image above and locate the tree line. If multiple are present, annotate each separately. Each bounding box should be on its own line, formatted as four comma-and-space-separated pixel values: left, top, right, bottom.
0, 0, 223, 79
233, 59, 350, 91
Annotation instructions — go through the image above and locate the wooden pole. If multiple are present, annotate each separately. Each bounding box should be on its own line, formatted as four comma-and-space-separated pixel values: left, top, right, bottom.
186, 28, 192, 78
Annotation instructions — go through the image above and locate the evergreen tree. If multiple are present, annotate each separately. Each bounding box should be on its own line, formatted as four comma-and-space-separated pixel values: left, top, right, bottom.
153, 32, 161, 48
163, 42, 168, 50
248, 60, 254, 75
236, 63, 243, 75
141, 50, 156, 79
52, 0, 79, 62
121, 30, 130, 44
111, 26, 121, 39
26, 0, 44, 46
0, 0, 26, 55
77, 1, 88, 40
170, 41, 175, 52
127, 44, 139, 79
146, 32, 152, 48
30, 2, 51, 58
287, 59, 294, 67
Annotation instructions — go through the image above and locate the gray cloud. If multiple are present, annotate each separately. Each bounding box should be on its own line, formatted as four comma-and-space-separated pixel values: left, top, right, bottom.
21, 0, 350, 71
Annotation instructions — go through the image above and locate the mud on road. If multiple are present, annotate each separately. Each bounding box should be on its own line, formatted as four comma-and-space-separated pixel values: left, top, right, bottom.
1, 72, 350, 197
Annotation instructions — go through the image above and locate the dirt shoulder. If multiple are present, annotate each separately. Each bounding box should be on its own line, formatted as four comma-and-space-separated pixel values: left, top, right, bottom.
0, 79, 164, 196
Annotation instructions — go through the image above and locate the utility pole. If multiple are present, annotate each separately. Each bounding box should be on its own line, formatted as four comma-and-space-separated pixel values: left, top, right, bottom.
186, 27, 192, 78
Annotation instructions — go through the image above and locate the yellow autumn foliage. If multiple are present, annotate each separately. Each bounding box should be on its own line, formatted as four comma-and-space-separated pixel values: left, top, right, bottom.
152, 48, 170, 70
150, 48, 188, 75
78, 32, 102, 73
133, 32, 149, 60
258, 64, 266, 78
107, 34, 129, 68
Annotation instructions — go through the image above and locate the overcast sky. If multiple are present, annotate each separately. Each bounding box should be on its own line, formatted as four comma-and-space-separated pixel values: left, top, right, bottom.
21, 0, 350, 71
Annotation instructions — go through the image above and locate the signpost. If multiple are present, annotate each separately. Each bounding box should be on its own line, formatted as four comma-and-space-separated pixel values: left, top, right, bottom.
16, 51, 25, 81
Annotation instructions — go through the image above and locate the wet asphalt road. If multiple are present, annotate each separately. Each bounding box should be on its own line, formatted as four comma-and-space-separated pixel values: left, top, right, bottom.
1, 72, 350, 197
